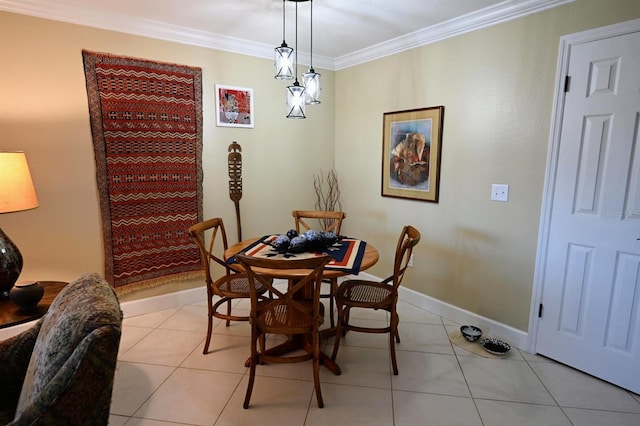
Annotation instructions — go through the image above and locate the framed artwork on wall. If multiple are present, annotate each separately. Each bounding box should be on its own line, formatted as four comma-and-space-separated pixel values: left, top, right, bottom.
216, 84, 254, 128
381, 106, 444, 202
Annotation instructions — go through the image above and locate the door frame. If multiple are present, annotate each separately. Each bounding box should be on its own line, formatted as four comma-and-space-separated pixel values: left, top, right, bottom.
527, 18, 640, 354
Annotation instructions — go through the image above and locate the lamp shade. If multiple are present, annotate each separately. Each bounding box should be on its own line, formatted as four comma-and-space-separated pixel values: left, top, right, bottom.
286, 81, 306, 119
302, 68, 321, 104
274, 44, 295, 80
0, 152, 38, 214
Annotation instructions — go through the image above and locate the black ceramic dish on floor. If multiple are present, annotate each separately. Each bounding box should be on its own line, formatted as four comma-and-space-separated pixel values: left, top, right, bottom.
480, 337, 511, 355
460, 325, 482, 342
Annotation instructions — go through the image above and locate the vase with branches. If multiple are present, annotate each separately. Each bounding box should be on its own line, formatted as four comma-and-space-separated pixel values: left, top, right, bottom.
313, 169, 342, 229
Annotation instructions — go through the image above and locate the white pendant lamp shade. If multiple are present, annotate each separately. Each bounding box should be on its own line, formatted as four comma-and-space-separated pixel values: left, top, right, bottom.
277, 0, 320, 118
274, 43, 294, 80
274, 0, 294, 80
302, 68, 321, 104
286, 81, 306, 119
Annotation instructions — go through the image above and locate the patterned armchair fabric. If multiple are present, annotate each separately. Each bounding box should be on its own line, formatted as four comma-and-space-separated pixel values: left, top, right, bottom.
0, 273, 122, 425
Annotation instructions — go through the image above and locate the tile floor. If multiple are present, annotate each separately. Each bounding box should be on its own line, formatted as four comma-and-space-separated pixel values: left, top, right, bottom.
109, 292, 640, 426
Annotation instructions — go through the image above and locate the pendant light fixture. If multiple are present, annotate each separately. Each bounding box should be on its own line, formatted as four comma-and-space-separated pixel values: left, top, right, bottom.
274, 0, 294, 80
285, 0, 306, 119
302, 0, 321, 104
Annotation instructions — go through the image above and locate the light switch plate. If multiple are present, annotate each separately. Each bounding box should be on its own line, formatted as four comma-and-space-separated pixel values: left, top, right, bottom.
491, 184, 509, 202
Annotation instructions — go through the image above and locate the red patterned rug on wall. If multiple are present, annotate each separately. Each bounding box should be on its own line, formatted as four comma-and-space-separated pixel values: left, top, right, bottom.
82, 50, 204, 294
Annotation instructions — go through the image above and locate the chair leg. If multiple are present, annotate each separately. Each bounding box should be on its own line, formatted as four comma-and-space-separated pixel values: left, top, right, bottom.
341, 306, 351, 337
331, 303, 344, 361
390, 310, 399, 375
328, 279, 337, 328
225, 299, 232, 327
203, 310, 213, 354
393, 312, 401, 343
389, 330, 399, 375
203, 290, 215, 354
312, 329, 324, 408
243, 329, 259, 409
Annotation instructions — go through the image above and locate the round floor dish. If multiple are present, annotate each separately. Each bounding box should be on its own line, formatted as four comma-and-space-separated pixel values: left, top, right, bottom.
480, 337, 511, 355
460, 325, 482, 342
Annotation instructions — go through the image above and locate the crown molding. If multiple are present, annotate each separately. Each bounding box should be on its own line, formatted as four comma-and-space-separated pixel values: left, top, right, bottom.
334, 0, 574, 69
0, 0, 573, 71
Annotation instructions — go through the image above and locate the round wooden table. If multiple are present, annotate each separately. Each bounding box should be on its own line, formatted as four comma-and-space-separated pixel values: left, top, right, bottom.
225, 237, 379, 277
224, 237, 379, 375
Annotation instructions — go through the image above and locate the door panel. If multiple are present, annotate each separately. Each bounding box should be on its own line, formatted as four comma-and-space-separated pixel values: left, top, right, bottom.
536, 30, 640, 394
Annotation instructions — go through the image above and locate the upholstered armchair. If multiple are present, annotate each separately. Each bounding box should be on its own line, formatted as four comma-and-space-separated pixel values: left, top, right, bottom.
0, 273, 122, 425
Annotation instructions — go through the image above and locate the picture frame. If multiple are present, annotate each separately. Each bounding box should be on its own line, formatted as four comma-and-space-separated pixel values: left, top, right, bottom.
215, 84, 254, 128
381, 106, 444, 202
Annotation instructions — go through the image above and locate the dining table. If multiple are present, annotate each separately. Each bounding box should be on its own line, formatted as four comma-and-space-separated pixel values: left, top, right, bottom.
224, 234, 379, 375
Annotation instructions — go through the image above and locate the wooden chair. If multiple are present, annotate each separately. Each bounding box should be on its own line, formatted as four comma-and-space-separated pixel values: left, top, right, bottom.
331, 225, 421, 375
188, 218, 268, 354
292, 209, 346, 327
236, 253, 332, 409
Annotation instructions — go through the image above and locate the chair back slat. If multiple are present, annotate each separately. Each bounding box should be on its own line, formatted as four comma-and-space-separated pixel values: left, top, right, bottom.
189, 218, 235, 280
292, 210, 346, 235
392, 225, 421, 290
236, 254, 331, 324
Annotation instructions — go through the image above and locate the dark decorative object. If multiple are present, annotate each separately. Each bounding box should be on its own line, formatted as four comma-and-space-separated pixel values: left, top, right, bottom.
9, 280, 44, 311
228, 141, 243, 241
0, 229, 23, 298
268, 229, 340, 254
480, 337, 511, 356
460, 325, 482, 342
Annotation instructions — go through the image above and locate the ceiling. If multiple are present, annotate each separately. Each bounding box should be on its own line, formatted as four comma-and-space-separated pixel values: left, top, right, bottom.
0, 0, 571, 70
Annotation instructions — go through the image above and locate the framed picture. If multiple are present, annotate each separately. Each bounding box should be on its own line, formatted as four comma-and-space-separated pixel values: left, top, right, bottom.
381, 106, 444, 202
215, 84, 254, 128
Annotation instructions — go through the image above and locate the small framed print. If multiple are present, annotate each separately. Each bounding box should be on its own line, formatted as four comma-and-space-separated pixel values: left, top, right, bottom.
381, 106, 444, 202
216, 84, 254, 128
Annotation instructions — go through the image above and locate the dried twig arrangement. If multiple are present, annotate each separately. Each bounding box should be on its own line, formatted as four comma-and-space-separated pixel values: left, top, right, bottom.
313, 169, 342, 229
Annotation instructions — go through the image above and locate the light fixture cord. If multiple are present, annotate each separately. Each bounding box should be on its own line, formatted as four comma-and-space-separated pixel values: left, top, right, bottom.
310, 0, 314, 69
295, 0, 299, 80
281, 0, 286, 43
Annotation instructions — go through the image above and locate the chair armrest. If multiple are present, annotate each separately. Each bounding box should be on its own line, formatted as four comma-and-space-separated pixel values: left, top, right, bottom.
10, 325, 121, 425
0, 320, 42, 410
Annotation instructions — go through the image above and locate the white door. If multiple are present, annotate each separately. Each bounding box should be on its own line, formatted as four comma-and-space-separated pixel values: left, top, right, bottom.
535, 25, 640, 394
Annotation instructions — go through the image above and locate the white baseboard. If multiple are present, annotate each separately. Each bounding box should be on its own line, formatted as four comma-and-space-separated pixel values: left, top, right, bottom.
3, 279, 531, 353
399, 285, 530, 352
355, 271, 531, 353
118, 276, 532, 352
119, 286, 207, 318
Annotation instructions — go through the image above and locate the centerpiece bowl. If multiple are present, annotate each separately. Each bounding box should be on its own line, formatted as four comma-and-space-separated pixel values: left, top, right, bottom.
269, 230, 340, 253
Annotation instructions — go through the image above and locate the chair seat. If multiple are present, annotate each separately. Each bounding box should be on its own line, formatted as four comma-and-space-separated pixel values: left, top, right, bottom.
337, 279, 393, 309
258, 300, 323, 334
215, 273, 267, 297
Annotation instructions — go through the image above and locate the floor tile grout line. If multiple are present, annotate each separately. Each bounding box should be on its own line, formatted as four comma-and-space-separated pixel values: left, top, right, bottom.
213, 368, 249, 425
446, 319, 486, 425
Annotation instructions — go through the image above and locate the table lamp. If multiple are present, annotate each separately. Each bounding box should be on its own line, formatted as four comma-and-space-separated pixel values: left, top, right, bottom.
0, 151, 39, 298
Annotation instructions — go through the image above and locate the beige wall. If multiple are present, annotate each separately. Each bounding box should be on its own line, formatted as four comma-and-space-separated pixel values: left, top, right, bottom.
0, 11, 335, 301
1, 0, 639, 329
334, 0, 640, 331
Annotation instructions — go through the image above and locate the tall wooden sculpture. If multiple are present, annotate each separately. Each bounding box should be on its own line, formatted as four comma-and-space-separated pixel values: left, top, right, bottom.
228, 141, 243, 241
